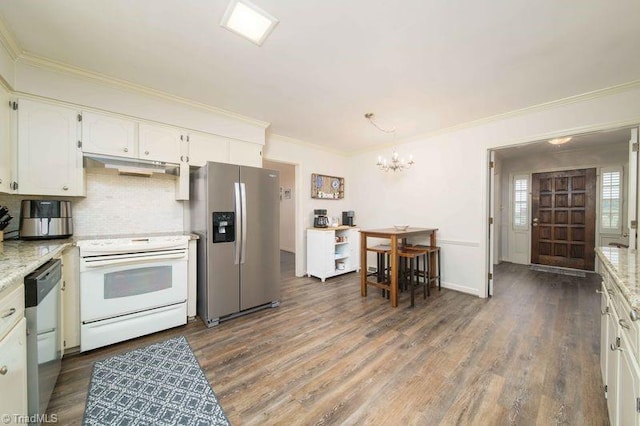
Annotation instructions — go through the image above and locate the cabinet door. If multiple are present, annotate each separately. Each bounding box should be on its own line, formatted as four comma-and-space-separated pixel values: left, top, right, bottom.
187, 131, 230, 167
139, 123, 182, 163
229, 140, 262, 167
0, 318, 28, 421
82, 111, 136, 158
601, 289, 610, 388
619, 336, 640, 426
324, 231, 335, 274
0, 87, 11, 193
17, 99, 84, 196
349, 228, 361, 271
62, 247, 80, 351
607, 308, 621, 426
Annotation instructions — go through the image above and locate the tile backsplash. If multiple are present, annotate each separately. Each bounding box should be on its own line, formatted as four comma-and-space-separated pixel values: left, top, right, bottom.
0, 169, 184, 238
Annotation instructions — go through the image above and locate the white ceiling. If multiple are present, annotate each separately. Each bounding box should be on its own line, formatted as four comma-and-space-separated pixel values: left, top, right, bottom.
494, 127, 633, 160
0, 0, 639, 152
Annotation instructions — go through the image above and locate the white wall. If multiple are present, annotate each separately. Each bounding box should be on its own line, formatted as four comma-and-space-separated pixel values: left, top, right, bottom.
351, 83, 640, 297
498, 142, 629, 263
263, 159, 296, 253
263, 134, 352, 277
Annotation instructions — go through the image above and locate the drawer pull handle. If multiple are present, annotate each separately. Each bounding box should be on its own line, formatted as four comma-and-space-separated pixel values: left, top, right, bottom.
631, 310, 639, 322
1, 308, 15, 319
0, 366, 7, 375
619, 319, 631, 330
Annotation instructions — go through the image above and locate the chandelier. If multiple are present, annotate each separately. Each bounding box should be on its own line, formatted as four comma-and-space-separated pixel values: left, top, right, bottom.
365, 113, 415, 172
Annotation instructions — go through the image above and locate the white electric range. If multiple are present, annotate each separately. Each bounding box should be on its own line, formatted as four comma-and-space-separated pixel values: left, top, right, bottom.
76, 235, 189, 352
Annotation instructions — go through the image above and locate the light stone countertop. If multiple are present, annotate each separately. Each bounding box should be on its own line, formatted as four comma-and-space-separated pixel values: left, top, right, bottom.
0, 239, 73, 298
596, 246, 640, 311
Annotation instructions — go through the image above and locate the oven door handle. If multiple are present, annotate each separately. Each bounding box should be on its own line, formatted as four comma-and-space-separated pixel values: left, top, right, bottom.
83, 252, 186, 268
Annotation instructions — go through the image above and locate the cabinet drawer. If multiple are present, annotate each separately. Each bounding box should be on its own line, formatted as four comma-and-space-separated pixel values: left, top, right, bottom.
611, 288, 640, 364
0, 286, 25, 341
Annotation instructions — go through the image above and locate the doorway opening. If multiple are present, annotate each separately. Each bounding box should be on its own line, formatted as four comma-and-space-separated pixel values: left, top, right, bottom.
263, 159, 298, 269
487, 125, 638, 296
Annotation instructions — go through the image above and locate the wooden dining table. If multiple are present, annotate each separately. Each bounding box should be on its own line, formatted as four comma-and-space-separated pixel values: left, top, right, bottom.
360, 227, 438, 307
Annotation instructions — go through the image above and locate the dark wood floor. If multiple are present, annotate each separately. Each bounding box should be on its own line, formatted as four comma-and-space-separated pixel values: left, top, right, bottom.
47, 255, 609, 425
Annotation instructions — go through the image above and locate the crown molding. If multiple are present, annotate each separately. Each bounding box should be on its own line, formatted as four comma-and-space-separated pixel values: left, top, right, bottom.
350, 79, 640, 155
17, 52, 271, 129
266, 132, 349, 157
0, 16, 22, 59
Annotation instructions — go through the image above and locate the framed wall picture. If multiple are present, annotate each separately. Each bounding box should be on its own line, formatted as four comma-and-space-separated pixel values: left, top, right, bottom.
311, 173, 344, 199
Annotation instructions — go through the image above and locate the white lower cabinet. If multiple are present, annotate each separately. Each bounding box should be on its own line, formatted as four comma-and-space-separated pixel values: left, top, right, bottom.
598, 256, 640, 426
0, 318, 27, 424
306, 227, 360, 282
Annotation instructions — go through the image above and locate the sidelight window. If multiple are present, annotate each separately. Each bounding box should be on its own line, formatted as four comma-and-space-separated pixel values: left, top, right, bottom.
600, 168, 622, 233
513, 175, 529, 229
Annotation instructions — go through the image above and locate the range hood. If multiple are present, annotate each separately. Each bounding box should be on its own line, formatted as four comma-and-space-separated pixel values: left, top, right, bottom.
83, 154, 180, 177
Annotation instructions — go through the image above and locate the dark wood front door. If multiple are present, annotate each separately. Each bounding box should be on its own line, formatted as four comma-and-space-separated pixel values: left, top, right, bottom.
531, 168, 596, 270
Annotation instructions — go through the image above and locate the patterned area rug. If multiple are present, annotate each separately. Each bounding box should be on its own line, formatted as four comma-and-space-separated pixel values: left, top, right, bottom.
83, 336, 229, 426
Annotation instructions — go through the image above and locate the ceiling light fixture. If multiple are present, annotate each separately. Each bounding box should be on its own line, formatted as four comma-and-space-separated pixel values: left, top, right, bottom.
365, 113, 414, 172
220, 0, 279, 46
548, 137, 572, 145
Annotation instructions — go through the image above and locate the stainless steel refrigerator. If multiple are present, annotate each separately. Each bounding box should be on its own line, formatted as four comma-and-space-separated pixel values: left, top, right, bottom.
190, 161, 280, 327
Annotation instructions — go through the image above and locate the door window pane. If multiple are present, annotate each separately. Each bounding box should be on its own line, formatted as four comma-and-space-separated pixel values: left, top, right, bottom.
513, 176, 529, 229
601, 169, 622, 233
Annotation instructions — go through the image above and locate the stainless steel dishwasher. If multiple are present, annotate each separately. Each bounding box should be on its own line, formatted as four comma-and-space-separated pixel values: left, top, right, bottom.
24, 259, 62, 422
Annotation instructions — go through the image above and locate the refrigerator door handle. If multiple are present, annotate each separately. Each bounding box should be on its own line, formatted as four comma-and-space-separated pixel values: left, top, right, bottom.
234, 182, 241, 265
240, 182, 247, 264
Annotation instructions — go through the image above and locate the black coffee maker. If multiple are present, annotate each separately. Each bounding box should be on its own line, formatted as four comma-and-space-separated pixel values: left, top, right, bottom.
314, 209, 329, 228
342, 211, 355, 227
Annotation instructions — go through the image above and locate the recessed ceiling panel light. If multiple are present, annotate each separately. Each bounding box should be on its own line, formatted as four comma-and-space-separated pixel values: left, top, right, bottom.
548, 137, 572, 145
221, 0, 279, 46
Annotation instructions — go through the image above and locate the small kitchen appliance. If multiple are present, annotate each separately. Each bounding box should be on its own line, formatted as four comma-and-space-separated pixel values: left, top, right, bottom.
314, 209, 329, 228
19, 200, 73, 240
342, 211, 355, 227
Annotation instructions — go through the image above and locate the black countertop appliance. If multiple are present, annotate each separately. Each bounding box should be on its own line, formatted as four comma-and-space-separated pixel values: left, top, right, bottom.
313, 209, 329, 228
342, 211, 355, 226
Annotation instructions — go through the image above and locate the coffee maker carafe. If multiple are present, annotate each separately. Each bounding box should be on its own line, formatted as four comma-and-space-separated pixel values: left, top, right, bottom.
313, 209, 329, 228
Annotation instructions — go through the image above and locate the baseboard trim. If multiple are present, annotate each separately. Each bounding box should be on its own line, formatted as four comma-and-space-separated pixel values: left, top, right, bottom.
441, 281, 481, 297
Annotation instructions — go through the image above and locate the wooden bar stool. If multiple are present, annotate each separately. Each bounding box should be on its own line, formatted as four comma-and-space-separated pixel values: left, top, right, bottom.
397, 248, 428, 307
407, 245, 441, 291
366, 244, 391, 298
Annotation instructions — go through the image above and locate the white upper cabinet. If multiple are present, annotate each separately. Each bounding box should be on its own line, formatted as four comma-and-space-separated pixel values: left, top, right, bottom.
82, 111, 137, 158
17, 99, 84, 196
139, 123, 184, 164
229, 140, 262, 168
0, 87, 11, 193
187, 131, 230, 167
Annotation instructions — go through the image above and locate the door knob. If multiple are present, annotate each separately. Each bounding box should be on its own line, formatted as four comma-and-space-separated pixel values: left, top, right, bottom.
144, 150, 149, 155
124, 147, 128, 153
62, 185, 69, 191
